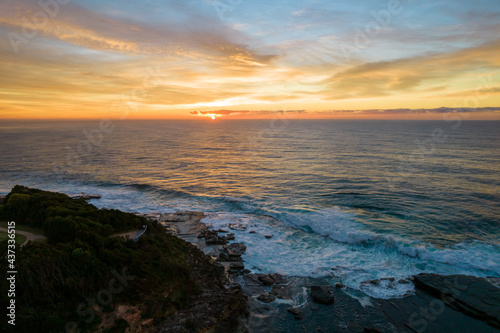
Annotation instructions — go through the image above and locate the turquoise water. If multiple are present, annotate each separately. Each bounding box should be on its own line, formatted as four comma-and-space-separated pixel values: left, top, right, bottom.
1, 119, 499, 298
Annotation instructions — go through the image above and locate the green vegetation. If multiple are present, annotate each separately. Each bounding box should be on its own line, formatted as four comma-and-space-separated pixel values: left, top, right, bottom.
0, 186, 205, 333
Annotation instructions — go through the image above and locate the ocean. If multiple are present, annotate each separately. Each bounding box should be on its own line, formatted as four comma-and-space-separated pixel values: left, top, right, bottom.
1, 119, 499, 299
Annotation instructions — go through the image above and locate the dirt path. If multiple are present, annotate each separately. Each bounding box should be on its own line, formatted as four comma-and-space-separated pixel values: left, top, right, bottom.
0, 227, 47, 247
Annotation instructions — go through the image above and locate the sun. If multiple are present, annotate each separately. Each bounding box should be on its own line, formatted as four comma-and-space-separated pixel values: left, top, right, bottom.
211, 115, 216, 120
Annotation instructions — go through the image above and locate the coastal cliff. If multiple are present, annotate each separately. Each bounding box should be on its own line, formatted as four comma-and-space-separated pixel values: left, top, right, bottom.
0, 186, 246, 333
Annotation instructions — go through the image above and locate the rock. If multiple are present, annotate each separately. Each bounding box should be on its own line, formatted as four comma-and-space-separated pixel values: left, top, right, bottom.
244, 274, 264, 286
161, 211, 204, 223
70, 193, 101, 200
272, 285, 290, 300
228, 223, 247, 231
227, 243, 247, 256
226, 233, 235, 241
269, 273, 288, 284
218, 229, 228, 233
249, 230, 256, 234
164, 225, 180, 235
218, 252, 229, 261
287, 307, 303, 320
205, 235, 220, 245
202, 230, 228, 245
311, 285, 335, 305
257, 274, 275, 286
257, 293, 275, 303
364, 327, 383, 333
361, 277, 399, 290
265, 235, 273, 239
335, 283, 345, 288
229, 261, 245, 270
137, 212, 161, 221
413, 273, 500, 329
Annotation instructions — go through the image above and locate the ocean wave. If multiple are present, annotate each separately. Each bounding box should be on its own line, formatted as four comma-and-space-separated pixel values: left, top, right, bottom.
280, 208, 500, 276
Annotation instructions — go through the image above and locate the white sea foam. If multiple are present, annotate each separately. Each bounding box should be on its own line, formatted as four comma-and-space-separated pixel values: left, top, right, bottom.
201, 208, 500, 299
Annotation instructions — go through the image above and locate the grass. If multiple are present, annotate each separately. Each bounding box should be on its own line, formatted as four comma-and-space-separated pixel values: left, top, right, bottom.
0, 231, 27, 245
0, 221, 44, 236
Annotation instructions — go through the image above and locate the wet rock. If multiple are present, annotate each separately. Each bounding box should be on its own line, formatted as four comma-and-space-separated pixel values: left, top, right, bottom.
202, 230, 228, 245
229, 261, 245, 270
287, 307, 303, 320
413, 273, 500, 329
335, 283, 345, 288
271, 285, 290, 300
218, 229, 228, 233
244, 274, 264, 287
361, 277, 399, 290
310, 285, 335, 305
258, 293, 275, 303
70, 193, 101, 200
205, 235, 220, 245
226, 233, 235, 241
364, 327, 383, 333
257, 274, 275, 286
265, 235, 273, 239
227, 243, 247, 257
161, 211, 204, 222
269, 273, 288, 285
249, 230, 256, 234
228, 223, 247, 231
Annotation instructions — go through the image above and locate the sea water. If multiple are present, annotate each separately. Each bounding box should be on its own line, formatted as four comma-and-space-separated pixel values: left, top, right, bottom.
1, 119, 498, 298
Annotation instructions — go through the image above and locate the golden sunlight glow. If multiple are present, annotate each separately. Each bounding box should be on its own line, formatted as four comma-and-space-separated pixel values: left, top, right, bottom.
0, 0, 499, 119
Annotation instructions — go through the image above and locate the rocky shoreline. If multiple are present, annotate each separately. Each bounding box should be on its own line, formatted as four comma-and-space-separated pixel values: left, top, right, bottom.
135, 210, 500, 333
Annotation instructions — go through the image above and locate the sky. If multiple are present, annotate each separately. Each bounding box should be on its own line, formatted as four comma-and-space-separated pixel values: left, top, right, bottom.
0, 0, 499, 119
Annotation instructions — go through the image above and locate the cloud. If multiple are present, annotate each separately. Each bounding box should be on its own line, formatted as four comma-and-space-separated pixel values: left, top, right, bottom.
321, 38, 500, 100
190, 109, 306, 116
0, 0, 275, 67
189, 107, 500, 118
319, 107, 500, 115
